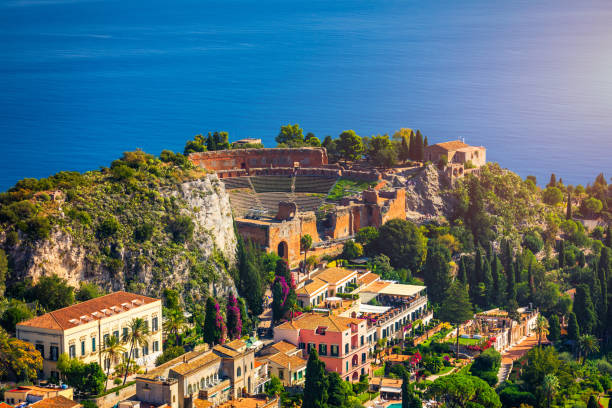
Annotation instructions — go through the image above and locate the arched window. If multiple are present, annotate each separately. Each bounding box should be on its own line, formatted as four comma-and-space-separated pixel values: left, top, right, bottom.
188, 385, 193, 394
237, 366, 242, 377
201, 378, 205, 389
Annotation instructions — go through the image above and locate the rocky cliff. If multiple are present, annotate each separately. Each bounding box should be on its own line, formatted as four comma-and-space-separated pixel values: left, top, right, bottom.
388, 164, 455, 222
1, 153, 238, 303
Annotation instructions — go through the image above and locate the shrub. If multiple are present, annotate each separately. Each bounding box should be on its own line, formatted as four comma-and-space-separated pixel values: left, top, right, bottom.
22, 217, 51, 240
167, 215, 194, 243
134, 222, 154, 242
97, 217, 120, 239
522, 230, 544, 254
113, 378, 122, 385
543, 187, 563, 205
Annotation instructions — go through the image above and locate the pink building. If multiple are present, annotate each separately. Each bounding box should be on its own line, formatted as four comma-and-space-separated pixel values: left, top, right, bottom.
273, 313, 370, 382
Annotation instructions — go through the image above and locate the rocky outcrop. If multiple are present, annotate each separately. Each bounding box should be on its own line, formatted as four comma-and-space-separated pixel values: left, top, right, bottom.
5, 174, 238, 298
388, 165, 454, 222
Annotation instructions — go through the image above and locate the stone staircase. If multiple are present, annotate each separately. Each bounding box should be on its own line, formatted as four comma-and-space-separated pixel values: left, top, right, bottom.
497, 362, 512, 384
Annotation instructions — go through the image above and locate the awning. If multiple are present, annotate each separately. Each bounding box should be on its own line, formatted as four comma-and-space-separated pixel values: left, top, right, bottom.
380, 386, 402, 393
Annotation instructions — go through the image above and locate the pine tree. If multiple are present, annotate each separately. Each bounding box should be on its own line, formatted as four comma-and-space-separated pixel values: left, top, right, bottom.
203, 297, 224, 345
327, 372, 347, 408
423, 136, 428, 148
226, 293, 242, 340
574, 284, 597, 335
438, 281, 473, 357
605, 224, 612, 248
415, 130, 424, 162
567, 312, 580, 341
548, 173, 557, 188
548, 314, 561, 342
422, 241, 453, 304
566, 191, 572, 220
303, 349, 329, 408
558, 240, 566, 269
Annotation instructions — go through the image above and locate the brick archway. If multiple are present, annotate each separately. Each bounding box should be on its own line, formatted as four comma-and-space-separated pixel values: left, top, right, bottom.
277, 241, 288, 260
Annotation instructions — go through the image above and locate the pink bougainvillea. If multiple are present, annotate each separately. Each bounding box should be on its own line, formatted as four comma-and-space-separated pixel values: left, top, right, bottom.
226, 293, 242, 340
214, 301, 226, 344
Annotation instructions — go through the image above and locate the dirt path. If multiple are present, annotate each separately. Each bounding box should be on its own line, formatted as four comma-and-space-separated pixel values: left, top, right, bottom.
501, 334, 541, 364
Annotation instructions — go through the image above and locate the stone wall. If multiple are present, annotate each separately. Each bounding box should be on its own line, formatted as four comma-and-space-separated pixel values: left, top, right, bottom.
189, 148, 328, 171
86, 383, 137, 408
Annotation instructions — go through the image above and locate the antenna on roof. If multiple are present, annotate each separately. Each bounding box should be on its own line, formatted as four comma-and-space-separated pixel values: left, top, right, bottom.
462, 137, 465, 144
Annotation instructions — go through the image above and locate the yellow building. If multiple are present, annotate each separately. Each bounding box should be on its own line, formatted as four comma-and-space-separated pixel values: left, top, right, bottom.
16, 291, 162, 379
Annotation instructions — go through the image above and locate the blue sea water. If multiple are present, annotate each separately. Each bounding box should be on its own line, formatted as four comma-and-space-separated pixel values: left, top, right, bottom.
1, 0, 611, 191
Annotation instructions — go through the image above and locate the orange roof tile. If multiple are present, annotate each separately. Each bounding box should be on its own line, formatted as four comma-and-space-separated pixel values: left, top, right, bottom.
269, 340, 298, 354
275, 312, 362, 333
18, 291, 159, 331
0, 403, 13, 408
296, 278, 327, 297
170, 350, 221, 376
217, 397, 278, 408
193, 399, 213, 408
360, 280, 390, 294
224, 339, 246, 351
426, 140, 470, 152
357, 272, 380, 287
29, 396, 81, 408
315, 267, 357, 285
266, 352, 306, 370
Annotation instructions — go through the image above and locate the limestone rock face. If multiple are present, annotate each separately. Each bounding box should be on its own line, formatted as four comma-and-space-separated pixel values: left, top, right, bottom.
389, 164, 454, 222
5, 174, 238, 298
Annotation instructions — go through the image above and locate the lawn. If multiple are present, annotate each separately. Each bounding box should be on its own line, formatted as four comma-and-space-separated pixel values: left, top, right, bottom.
445, 337, 482, 346
327, 178, 378, 201
373, 367, 384, 377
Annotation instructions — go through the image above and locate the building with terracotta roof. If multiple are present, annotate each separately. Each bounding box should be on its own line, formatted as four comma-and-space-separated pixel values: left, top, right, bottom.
133, 340, 267, 408
257, 341, 306, 387
296, 267, 358, 308
424, 140, 486, 167
29, 396, 82, 408
273, 313, 370, 382
216, 396, 280, 408
16, 291, 162, 379
3, 385, 74, 406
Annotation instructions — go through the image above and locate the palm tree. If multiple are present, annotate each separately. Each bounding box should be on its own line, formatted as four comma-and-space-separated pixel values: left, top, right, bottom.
542, 374, 559, 408
122, 317, 150, 384
578, 334, 599, 365
163, 309, 188, 346
535, 315, 550, 347
102, 335, 125, 391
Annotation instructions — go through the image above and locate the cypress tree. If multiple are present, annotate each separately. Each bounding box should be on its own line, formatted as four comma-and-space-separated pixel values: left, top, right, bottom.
400, 136, 410, 162
605, 224, 612, 248
422, 241, 453, 304
501, 239, 513, 277
574, 284, 597, 334
514, 257, 522, 284
567, 312, 580, 342
548, 314, 561, 342
458, 256, 468, 286
483, 257, 493, 308
423, 135, 428, 148
578, 251, 586, 268
527, 260, 535, 302
402, 374, 422, 408
506, 264, 517, 305
598, 248, 609, 335
558, 240, 566, 269
492, 254, 501, 306
566, 191, 572, 220
408, 130, 416, 160
438, 281, 473, 357
303, 349, 329, 408
415, 130, 424, 161
327, 372, 347, 408
587, 395, 599, 408
548, 173, 557, 188
203, 297, 224, 345
475, 247, 484, 283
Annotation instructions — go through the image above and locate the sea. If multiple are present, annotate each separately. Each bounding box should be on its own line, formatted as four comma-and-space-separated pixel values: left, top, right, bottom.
1, 0, 611, 191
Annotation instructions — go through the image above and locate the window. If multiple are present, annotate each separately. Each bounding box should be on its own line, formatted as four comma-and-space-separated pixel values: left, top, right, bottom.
104, 358, 111, 371
123, 351, 128, 361
103, 334, 109, 349
144, 320, 149, 331
152, 317, 158, 332
345, 344, 349, 354
298, 371, 303, 379
331, 344, 339, 357
69, 344, 76, 358
278, 370, 284, 380
35, 343, 44, 359
362, 353, 366, 364
92, 337, 96, 352
237, 366, 242, 377
113, 330, 120, 340
293, 372, 297, 380
345, 362, 348, 372
143, 343, 149, 356
134, 348, 139, 358
308, 343, 316, 353
81, 340, 86, 356
122, 327, 128, 340
50, 345, 59, 361
361, 336, 364, 346
153, 341, 159, 352
298, 342, 305, 350
319, 343, 327, 356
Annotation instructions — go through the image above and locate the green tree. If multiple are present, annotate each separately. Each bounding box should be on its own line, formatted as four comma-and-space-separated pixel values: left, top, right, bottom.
374, 219, 427, 271
574, 284, 596, 334
203, 297, 224, 346
226, 292, 242, 340
336, 130, 364, 162
76, 282, 104, 302
61, 358, 106, 395
438, 281, 473, 357
522, 346, 560, 397
482, 257, 493, 308
265, 375, 284, 397
470, 348, 501, 386
399, 136, 411, 163
402, 374, 422, 408
542, 187, 563, 205
0, 249, 7, 298
303, 349, 329, 408
236, 237, 265, 316
423, 240, 452, 304
368, 134, 397, 168
566, 191, 572, 220
327, 372, 350, 408
155, 345, 185, 366
301, 234, 313, 275
457, 257, 468, 286
29, 274, 74, 311
542, 374, 559, 408
342, 240, 363, 260
547, 174, 557, 188
122, 317, 149, 384
535, 315, 549, 347
163, 308, 188, 346
102, 335, 125, 390
426, 374, 501, 408
587, 395, 599, 408
0, 327, 43, 381
414, 130, 424, 161
577, 334, 599, 365
276, 124, 304, 146
547, 314, 561, 342
605, 224, 612, 248
184, 134, 207, 155
355, 226, 379, 255
567, 312, 580, 342
1, 299, 34, 333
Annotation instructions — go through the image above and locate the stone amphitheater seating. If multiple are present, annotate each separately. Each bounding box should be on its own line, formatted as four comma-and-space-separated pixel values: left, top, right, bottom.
221, 177, 252, 189
250, 176, 293, 193
294, 176, 338, 193
228, 189, 260, 217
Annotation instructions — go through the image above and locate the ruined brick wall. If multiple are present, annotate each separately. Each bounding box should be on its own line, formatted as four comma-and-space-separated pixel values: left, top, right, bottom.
189, 148, 328, 171
235, 222, 270, 249
380, 189, 406, 223
300, 213, 320, 244
267, 219, 302, 262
